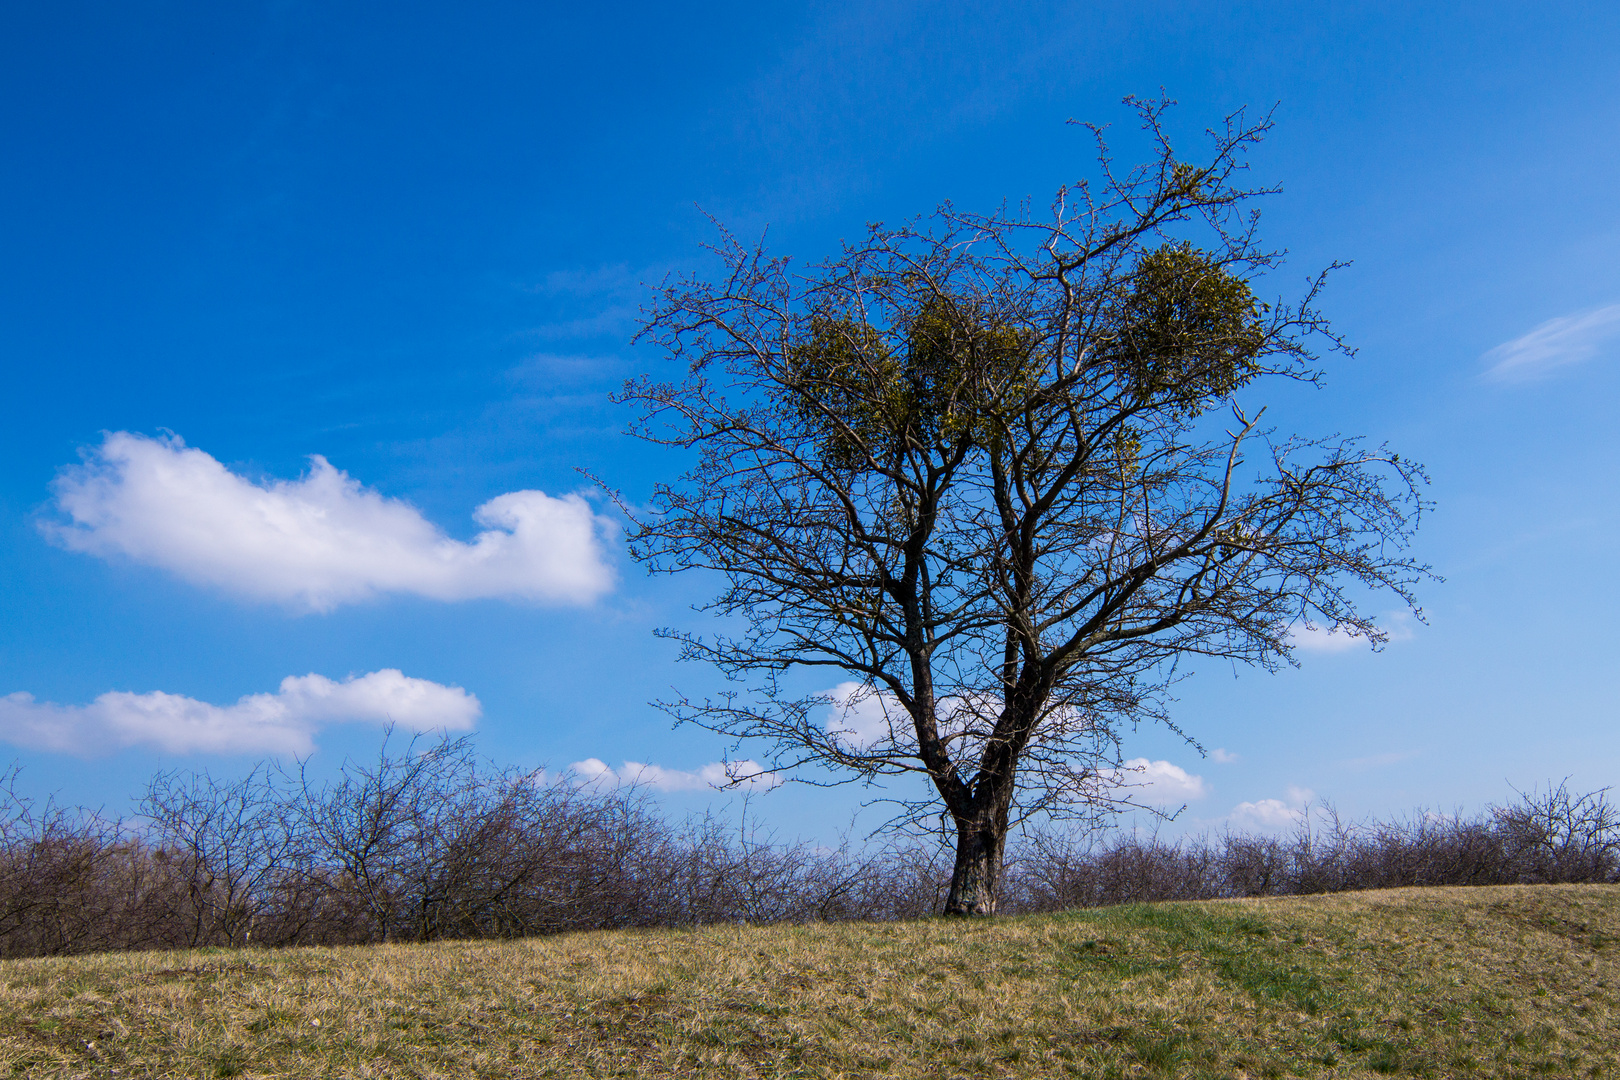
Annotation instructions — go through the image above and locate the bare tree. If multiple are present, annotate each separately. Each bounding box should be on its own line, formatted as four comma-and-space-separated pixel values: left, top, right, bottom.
2, 746, 1615, 956
617, 99, 1432, 915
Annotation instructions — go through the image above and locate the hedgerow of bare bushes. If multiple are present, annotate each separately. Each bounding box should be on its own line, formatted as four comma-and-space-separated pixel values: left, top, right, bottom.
1, 735, 1615, 958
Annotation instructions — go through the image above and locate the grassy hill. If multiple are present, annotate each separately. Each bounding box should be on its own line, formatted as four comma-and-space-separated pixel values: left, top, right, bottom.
0, 883, 1614, 1078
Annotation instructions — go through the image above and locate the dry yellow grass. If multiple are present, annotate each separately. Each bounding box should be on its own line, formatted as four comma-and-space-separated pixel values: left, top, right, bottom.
1, 883, 1615, 1078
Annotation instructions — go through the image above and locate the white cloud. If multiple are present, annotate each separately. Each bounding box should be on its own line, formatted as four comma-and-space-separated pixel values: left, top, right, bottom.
0, 670, 479, 757
1340, 750, 1417, 772
819, 688, 1209, 807
569, 758, 781, 792
506, 353, 624, 388
1106, 758, 1209, 804
1227, 798, 1303, 829
1483, 303, 1620, 382
1211, 748, 1240, 764
822, 681, 906, 750
45, 432, 614, 612
1226, 784, 1315, 831
1288, 622, 1369, 653
1289, 612, 1414, 654
820, 682, 1008, 751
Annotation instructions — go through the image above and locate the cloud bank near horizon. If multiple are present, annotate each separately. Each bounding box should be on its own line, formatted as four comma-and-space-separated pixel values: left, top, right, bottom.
0, 669, 480, 757
45, 432, 615, 612
569, 757, 782, 792
819, 683, 1208, 806
1483, 302, 1620, 382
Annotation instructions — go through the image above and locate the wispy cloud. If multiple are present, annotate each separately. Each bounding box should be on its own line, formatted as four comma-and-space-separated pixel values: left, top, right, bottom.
1482, 303, 1620, 382
569, 758, 781, 792
517, 263, 649, 343
1289, 612, 1415, 654
505, 353, 627, 389
522, 306, 642, 342
1340, 750, 1418, 772
524, 264, 638, 298
0, 670, 478, 757
45, 433, 615, 612
1288, 622, 1368, 653
1211, 748, 1240, 764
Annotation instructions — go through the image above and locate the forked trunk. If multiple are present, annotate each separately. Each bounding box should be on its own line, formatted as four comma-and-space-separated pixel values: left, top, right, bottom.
943, 811, 1006, 916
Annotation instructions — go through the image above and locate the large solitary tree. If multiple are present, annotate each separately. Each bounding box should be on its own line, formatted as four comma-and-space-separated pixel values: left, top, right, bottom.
617, 101, 1430, 915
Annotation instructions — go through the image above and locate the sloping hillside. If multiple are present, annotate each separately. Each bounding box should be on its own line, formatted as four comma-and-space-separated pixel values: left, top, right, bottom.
1, 884, 1615, 1078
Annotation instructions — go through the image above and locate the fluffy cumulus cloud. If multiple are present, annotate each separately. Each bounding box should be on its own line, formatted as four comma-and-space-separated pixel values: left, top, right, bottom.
820, 682, 1002, 750
822, 681, 907, 749
1105, 758, 1209, 804
1227, 799, 1301, 829
569, 758, 781, 792
821, 686, 1207, 806
1227, 785, 1315, 831
0, 670, 480, 757
44, 432, 614, 612
1483, 302, 1620, 382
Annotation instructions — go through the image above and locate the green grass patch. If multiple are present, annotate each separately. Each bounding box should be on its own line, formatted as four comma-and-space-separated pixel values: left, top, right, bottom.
1104, 902, 1332, 1013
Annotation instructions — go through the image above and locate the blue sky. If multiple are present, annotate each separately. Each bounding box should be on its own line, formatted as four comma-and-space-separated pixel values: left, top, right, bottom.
2, 2, 1617, 838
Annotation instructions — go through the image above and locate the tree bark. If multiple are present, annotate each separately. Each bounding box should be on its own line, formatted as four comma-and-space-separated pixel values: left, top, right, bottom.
943, 808, 1007, 916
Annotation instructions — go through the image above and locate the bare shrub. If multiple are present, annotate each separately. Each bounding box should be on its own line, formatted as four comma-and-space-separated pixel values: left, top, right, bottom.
0, 767, 166, 957
1011, 828, 1221, 910
139, 766, 296, 947
1492, 781, 1620, 884
278, 732, 688, 942
1, 748, 1615, 959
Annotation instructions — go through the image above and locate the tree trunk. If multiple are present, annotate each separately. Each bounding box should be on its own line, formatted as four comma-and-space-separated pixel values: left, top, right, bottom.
943, 810, 1006, 916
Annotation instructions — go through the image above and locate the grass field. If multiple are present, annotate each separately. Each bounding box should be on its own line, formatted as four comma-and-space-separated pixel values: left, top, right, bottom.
0, 884, 1614, 1078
